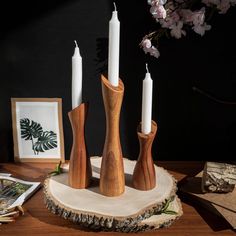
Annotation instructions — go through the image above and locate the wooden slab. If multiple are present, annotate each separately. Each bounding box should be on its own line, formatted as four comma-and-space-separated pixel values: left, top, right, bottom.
44, 157, 182, 232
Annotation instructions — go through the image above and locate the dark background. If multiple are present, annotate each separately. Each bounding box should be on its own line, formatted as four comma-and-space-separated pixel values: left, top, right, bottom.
0, 0, 236, 162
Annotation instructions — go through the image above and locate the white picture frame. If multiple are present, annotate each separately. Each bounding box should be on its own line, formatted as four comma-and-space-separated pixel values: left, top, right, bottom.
11, 98, 65, 163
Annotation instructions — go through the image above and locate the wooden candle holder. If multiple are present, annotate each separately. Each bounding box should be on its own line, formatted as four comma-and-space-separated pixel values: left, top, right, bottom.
68, 103, 92, 189
132, 121, 157, 191
99, 75, 125, 197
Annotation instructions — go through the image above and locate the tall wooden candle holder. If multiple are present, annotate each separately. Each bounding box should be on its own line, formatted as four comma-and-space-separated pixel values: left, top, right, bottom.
99, 75, 125, 197
132, 120, 157, 191
68, 103, 92, 189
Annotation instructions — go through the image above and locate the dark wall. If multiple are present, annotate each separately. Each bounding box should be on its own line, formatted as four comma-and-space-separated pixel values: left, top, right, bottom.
1, 0, 236, 162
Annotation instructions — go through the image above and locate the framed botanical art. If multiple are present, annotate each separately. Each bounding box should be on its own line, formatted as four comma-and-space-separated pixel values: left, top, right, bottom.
11, 98, 65, 163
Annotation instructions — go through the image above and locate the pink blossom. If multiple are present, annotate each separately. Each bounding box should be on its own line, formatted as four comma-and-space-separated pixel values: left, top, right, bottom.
160, 11, 180, 28
192, 8, 206, 26
193, 22, 211, 36
150, 5, 167, 19
150, 0, 159, 6
141, 38, 160, 58
159, 0, 168, 5
148, 46, 160, 58
150, 0, 167, 6
144, 0, 235, 59
180, 8, 205, 26
218, 0, 230, 13
141, 38, 152, 53
202, 0, 232, 13
180, 9, 194, 23
170, 21, 186, 39
150, 0, 167, 20
181, 7, 209, 36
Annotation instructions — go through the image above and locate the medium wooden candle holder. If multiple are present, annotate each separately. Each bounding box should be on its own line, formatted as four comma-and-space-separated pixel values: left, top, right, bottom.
99, 75, 125, 197
68, 103, 92, 189
132, 120, 157, 191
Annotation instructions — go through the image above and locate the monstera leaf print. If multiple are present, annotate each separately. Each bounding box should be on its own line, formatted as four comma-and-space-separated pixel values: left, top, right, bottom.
20, 118, 43, 140
20, 118, 58, 155
33, 131, 57, 154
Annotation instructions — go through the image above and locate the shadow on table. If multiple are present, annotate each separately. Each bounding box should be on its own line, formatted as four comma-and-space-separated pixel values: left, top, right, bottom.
158, 161, 204, 177
91, 164, 135, 189
178, 176, 234, 232
180, 193, 232, 232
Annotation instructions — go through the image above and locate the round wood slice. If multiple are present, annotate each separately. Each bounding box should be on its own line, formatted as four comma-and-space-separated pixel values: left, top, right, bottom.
44, 156, 182, 232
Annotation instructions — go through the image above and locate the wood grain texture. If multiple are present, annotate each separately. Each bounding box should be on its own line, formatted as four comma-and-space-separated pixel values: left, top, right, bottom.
68, 103, 91, 189
0, 161, 235, 235
100, 75, 125, 197
43, 157, 179, 232
133, 121, 157, 191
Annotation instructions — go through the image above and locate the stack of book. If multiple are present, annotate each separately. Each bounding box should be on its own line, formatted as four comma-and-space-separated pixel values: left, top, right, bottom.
0, 174, 40, 224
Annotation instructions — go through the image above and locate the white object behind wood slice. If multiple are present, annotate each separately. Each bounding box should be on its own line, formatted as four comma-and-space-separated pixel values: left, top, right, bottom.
49, 157, 175, 217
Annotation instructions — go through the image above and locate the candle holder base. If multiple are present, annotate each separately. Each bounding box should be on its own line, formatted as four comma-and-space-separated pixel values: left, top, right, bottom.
132, 120, 157, 191
44, 156, 182, 232
68, 103, 92, 189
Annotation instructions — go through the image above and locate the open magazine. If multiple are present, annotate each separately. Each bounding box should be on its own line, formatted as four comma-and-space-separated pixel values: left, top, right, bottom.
0, 175, 41, 211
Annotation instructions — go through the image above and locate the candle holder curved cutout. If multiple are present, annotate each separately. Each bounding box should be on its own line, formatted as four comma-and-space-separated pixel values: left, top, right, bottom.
132, 121, 157, 191
100, 75, 125, 197
68, 103, 92, 189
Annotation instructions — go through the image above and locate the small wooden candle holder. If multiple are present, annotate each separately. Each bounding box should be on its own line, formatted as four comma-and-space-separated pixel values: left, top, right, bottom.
99, 75, 125, 197
68, 103, 92, 189
132, 121, 157, 191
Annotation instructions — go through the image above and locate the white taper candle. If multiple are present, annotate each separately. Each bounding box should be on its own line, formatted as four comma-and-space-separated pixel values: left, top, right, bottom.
141, 64, 153, 134
72, 40, 82, 109
108, 2, 120, 87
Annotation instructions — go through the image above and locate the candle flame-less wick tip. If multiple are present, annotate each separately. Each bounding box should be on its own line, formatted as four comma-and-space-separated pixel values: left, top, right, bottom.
113, 2, 117, 11
74, 40, 78, 47
146, 63, 149, 73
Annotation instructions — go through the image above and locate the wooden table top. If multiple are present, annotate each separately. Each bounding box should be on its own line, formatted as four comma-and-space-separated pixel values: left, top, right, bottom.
0, 161, 235, 236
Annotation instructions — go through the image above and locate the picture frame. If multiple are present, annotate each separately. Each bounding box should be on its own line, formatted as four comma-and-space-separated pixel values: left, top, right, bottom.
11, 98, 65, 163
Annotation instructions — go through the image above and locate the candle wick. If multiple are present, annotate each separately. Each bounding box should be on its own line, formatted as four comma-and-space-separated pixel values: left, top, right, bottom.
146, 63, 149, 73
74, 40, 78, 48
113, 2, 117, 11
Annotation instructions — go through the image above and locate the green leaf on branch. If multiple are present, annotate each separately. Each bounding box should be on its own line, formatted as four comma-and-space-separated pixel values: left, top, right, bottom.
163, 210, 178, 215
48, 161, 62, 177
160, 197, 178, 215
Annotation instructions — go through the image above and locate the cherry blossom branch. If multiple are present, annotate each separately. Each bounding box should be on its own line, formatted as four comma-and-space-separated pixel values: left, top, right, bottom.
141, 0, 236, 58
